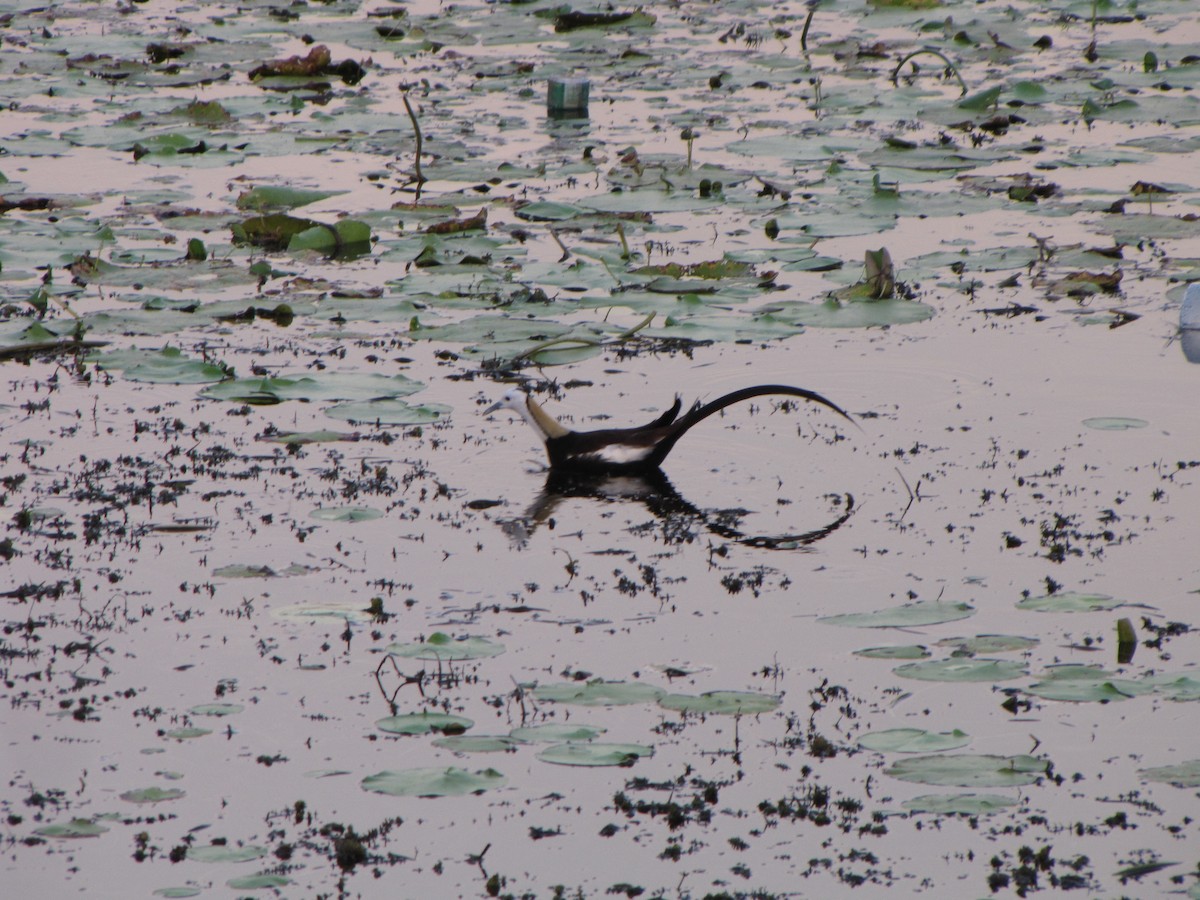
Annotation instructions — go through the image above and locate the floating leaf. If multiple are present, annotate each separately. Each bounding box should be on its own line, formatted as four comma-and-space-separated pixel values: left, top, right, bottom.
309, 506, 384, 523
1015, 592, 1124, 613
508, 723, 607, 743
886, 754, 1048, 787
820, 600, 975, 629
432, 735, 518, 753
272, 603, 375, 623
1082, 417, 1148, 431
91, 347, 228, 384
386, 633, 505, 661
162, 727, 211, 740
361, 767, 506, 797
1026, 665, 1152, 702
537, 742, 654, 767
859, 728, 970, 753
187, 844, 268, 863
533, 680, 665, 706
1139, 759, 1200, 788
201, 372, 423, 405
34, 819, 108, 838
855, 645, 931, 660
901, 793, 1016, 815
324, 399, 449, 426
120, 787, 186, 804
893, 658, 1027, 683
376, 712, 473, 736
657, 690, 781, 715
935, 635, 1039, 655
236, 186, 343, 210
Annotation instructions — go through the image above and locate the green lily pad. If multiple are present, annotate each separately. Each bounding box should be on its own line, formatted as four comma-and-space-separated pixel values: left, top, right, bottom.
431, 735, 519, 753
935, 635, 1039, 654
901, 793, 1016, 815
236, 185, 343, 210
152, 889, 203, 898
120, 787, 186, 804
289, 219, 372, 255
1026, 665, 1152, 702
262, 429, 359, 445
508, 724, 607, 742
657, 690, 781, 715
324, 399, 450, 425
886, 754, 1049, 788
537, 742, 654, 767
1146, 674, 1200, 702
187, 844, 268, 863
189, 703, 243, 716
91, 346, 229, 384
1082, 416, 1148, 430
34, 819, 109, 838
532, 680, 666, 706
1015, 592, 1124, 612
213, 564, 277, 579
162, 727, 211, 740
893, 658, 1027, 683
376, 712, 473, 736
309, 506, 384, 523
386, 633, 505, 661
859, 728, 970, 753
361, 766, 506, 797
855, 645, 930, 660
1139, 759, 1200, 788
760, 297, 935, 328
820, 600, 975, 628
201, 372, 423, 404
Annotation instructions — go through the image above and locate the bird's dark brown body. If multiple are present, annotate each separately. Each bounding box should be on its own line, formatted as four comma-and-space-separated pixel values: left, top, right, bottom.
486, 384, 854, 474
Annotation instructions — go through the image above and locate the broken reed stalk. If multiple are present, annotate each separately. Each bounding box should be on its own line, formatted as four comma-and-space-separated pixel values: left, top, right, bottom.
799, 6, 815, 53
890, 48, 968, 97
401, 92, 426, 199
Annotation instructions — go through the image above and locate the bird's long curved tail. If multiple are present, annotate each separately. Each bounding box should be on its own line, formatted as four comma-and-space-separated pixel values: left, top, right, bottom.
648, 384, 855, 467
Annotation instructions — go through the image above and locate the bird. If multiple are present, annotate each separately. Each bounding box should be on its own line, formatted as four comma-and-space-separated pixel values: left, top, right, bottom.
484, 383, 855, 474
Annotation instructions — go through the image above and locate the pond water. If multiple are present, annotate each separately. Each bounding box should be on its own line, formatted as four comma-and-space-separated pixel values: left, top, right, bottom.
2, 0, 1200, 897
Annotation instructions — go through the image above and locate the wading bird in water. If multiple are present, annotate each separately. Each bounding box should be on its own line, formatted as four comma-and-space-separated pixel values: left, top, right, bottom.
484, 384, 854, 474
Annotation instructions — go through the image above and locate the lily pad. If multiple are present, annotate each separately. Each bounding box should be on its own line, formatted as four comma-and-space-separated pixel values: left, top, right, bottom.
361, 766, 506, 797
935, 635, 1039, 655
901, 793, 1016, 815
120, 787, 186, 804
1139, 759, 1200, 788
227, 874, 293, 890
819, 600, 975, 629
855, 645, 930, 660
885, 754, 1049, 788
1026, 665, 1152, 702
376, 712, 473, 736
187, 844, 268, 863
892, 658, 1027, 683
858, 728, 970, 753
34, 819, 109, 838
532, 680, 666, 706
309, 506, 384, 523
162, 727, 211, 740
537, 742, 654, 767
508, 724, 607, 742
91, 346, 228, 384
1015, 592, 1124, 613
386, 633, 505, 661
431, 735, 519, 753
324, 399, 450, 426
201, 372, 423, 404
1082, 417, 1148, 431
272, 603, 375, 623
657, 690, 781, 715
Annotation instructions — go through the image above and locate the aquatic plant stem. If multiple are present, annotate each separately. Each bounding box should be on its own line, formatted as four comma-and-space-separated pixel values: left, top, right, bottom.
510, 314, 654, 363
890, 48, 968, 96
401, 92, 426, 200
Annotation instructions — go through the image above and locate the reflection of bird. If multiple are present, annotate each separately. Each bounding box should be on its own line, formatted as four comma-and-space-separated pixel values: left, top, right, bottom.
484, 384, 854, 474
500, 468, 854, 550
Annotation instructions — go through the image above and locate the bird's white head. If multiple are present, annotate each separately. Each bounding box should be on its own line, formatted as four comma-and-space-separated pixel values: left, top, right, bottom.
483, 388, 529, 417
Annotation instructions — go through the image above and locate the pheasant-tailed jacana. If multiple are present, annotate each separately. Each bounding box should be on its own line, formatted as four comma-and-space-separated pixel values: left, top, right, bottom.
484, 384, 854, 474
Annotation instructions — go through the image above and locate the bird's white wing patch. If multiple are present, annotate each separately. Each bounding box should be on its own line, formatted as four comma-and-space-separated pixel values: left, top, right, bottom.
582, 444, 655, 465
